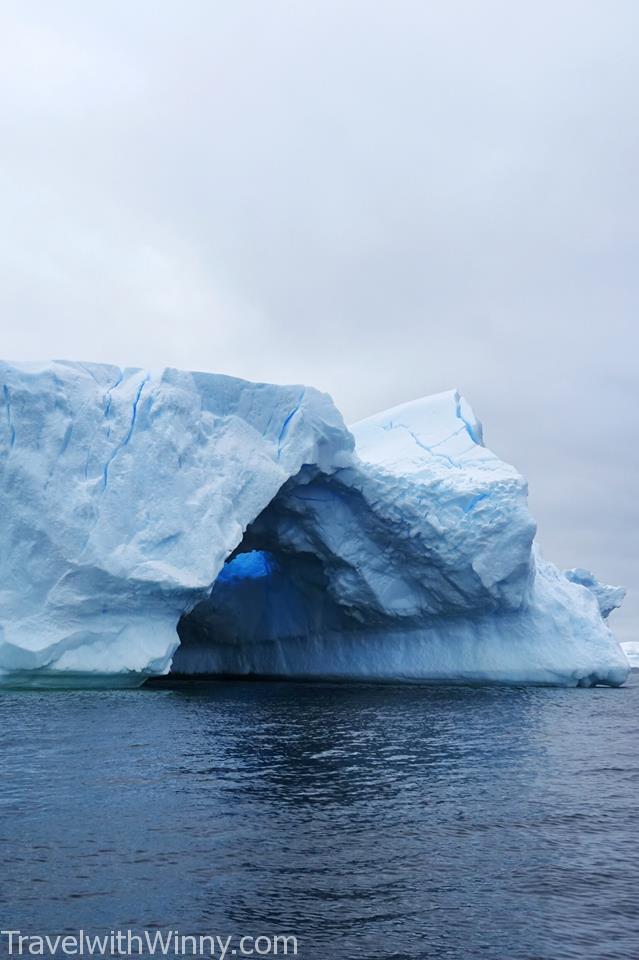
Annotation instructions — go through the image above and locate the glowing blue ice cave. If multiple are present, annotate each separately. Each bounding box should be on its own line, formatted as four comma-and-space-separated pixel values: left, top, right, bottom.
217, 550, 275, 583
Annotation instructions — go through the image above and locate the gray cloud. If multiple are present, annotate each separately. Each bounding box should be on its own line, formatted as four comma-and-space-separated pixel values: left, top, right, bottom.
0, 0, 637, 641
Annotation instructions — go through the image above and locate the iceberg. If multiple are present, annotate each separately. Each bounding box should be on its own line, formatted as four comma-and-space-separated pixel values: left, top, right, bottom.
0, 360, 629, 688
622, 644, 639, 668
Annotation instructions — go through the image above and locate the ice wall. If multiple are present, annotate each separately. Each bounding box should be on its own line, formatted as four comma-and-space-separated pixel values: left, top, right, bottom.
0, 361, 352, 686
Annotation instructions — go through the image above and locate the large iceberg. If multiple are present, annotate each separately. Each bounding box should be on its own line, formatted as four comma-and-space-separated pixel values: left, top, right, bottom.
0, 360, 629, 688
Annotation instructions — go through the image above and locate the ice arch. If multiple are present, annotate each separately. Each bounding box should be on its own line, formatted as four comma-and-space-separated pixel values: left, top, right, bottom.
0, 360, 629, 688
174, 411, 627, 686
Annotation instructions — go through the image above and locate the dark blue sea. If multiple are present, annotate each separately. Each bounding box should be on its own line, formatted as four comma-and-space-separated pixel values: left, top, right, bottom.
2, 674, 638, 959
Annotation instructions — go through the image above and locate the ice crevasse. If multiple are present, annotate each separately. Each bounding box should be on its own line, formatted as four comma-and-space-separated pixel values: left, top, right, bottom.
0, 360, 629, 688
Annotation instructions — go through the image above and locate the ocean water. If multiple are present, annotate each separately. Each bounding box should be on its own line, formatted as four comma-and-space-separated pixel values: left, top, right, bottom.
1, 674, 638, 959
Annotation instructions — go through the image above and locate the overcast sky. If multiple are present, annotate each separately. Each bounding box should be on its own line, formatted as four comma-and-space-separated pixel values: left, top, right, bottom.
0, 0, 636, 642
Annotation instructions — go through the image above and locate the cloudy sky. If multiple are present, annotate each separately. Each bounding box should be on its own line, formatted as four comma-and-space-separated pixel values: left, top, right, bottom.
0, 0, 636, 641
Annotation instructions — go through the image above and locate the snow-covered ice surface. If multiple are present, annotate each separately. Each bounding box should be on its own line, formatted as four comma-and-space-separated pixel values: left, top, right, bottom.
0, 361, 629, 688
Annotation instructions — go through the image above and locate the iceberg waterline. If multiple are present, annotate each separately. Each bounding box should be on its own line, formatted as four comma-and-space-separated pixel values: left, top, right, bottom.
0, 360, 629, 689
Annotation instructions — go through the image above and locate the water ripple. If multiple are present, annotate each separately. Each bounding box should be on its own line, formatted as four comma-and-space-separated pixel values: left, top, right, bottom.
1, 676, 638, 958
